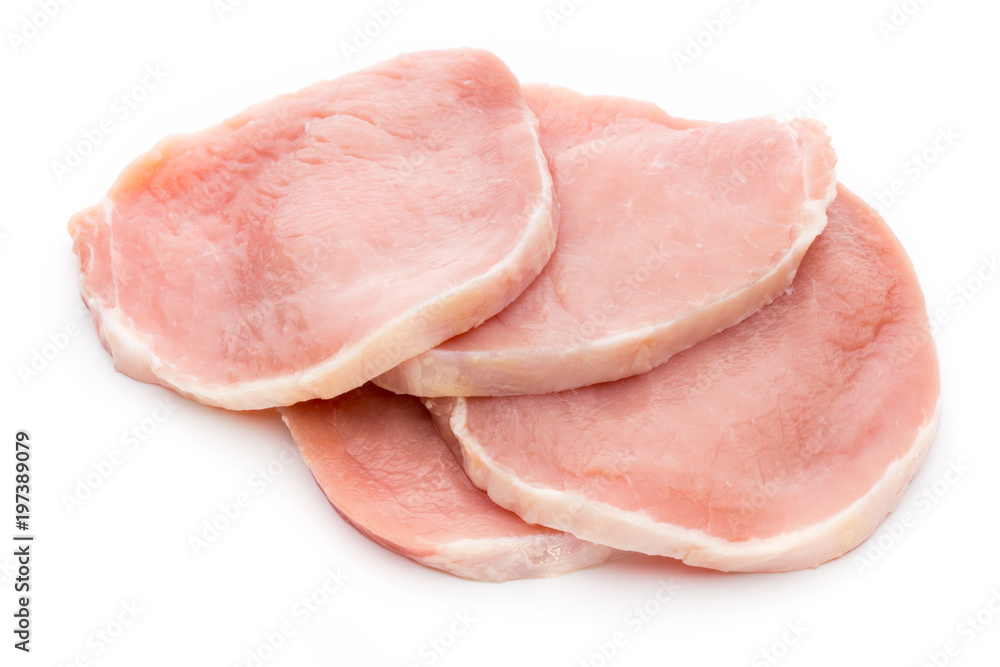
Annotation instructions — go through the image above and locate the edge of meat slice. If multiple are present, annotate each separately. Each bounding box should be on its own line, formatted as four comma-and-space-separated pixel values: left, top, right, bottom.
375, 85, 837, 397
432, 397, 939, 573
68, 49, 557, 410
427, 186, 940, 572
280, 386, 621, 582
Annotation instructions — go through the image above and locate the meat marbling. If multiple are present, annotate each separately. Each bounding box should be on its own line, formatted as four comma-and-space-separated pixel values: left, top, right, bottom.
68, 49, 556, 410
428, 186, 940, 572
377, 84, 837, 397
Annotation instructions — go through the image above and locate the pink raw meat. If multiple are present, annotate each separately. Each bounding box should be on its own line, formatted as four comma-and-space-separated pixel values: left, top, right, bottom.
428, 186, 940, 572
68, 49, 556, 410
377, 84, 837, 397
280, 385, 621, 582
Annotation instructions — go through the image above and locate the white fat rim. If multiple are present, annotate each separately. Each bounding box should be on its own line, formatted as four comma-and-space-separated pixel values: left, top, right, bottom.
418, 535, 623, 582
377, 119, 838, 397
79, 107, 556, 410
443, 396, 941, 573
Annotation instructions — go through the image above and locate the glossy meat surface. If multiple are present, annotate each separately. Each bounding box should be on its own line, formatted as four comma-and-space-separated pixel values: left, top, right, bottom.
281, 385, 620, 582
430, 187, 940, 572
378, 84, 837, 396
69, 49, 556, 409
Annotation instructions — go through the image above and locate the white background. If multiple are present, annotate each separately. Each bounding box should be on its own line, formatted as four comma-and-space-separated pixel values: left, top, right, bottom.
2, 0, 999, 665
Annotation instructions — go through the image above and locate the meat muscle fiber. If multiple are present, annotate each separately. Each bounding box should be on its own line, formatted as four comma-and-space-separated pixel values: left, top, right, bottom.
68, 49, 556, 410
428, 186, 940, 572
377, 84, 837, 397
280, 385, 621, 582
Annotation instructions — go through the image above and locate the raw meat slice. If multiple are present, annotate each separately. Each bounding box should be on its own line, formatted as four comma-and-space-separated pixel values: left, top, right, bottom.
376, 85, 837, 397
280, 385, 621, 582
68, 49, 557, 410
428, 186, 940, 573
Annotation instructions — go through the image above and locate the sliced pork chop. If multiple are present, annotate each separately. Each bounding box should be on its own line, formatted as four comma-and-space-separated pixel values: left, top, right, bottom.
280, 385, 620, 582
429, 186, 940, 573
68, 49, 556, 410
376, 85, 837, 397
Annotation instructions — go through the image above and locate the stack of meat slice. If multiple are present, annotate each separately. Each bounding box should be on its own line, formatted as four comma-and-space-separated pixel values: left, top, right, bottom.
69, 48, 940, 581
280, 386, 622, 582
68, 49, 557, 410
427, 185, 940, 573
376, 84, 838, 397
